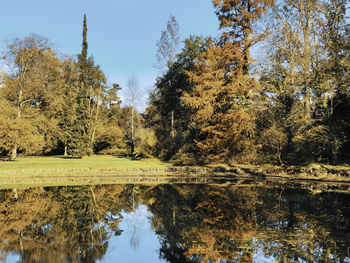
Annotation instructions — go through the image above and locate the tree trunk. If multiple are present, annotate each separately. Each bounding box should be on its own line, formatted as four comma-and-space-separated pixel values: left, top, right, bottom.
131, 106, 135, 155
11, 146, 17, 161
12, 85, 22, 160
172, 205, 176, 225
242, 0, 251, 76
170, 110, 175, 138
18, 87, 22, 118
64, 144, 68, 156
90, 86, 102, 146
13, 188, 18, 200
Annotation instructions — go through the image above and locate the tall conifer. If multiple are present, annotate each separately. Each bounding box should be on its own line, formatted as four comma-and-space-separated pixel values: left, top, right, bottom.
71, 14, 92, 157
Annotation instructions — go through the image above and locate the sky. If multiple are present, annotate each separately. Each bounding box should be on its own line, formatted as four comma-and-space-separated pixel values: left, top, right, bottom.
0, 0, 219, 110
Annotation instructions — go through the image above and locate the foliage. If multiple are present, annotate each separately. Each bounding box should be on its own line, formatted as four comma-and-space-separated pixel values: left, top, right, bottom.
183, 43, 257, 163
134, 127, 157, 158
257, 0, 350, 164
72, 14, 92, 157
0, 1, 349, 165
258, 124, 288, 164
0, 116, 44, 158
147, 36, 212, 163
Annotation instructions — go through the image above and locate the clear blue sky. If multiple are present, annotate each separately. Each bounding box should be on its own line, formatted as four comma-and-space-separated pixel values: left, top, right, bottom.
0, 0, 219, 109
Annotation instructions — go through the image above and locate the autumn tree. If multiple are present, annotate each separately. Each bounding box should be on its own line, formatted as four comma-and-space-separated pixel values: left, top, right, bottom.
0, 97, 44, 158
213, 0, 274, 74
148, 36, 211, 163
92, 83, 125, 154
0, 34, 60, 159
85, 58, 108, 148
182, 44, 257, 163
181, 1, 273, 163
257, 0, 349, 163
321, 0, 350, 161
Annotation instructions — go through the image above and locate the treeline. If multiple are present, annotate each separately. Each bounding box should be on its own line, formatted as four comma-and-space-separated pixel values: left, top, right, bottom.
0, 0, 349, 165
0, 15, 154, 160
148, 0, 350, 165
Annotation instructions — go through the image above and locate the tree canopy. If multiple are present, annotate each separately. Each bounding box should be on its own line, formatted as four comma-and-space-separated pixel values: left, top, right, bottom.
0, 1, 349, 165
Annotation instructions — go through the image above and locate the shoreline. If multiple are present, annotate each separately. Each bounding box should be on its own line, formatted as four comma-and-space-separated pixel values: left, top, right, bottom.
0, 155, 349, 189
0, 163, 350, 190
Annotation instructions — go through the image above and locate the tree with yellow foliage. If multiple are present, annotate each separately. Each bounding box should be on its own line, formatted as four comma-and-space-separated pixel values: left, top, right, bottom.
0, 34, 60, 159
182, 0, 273, 163
183, 43, 257, 163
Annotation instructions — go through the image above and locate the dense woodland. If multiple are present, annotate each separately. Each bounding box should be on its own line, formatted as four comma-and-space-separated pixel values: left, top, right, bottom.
0, 0, 349, 165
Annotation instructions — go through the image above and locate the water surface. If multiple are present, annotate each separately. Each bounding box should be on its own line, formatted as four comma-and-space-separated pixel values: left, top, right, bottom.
0, 183, 349, 262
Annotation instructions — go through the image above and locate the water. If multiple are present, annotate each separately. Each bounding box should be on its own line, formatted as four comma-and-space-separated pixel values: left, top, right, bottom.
0, 183, 349, 262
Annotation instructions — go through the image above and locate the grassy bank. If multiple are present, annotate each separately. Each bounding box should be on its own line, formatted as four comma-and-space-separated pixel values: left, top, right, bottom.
0, 155, 172, 171
0, 155, 350, 189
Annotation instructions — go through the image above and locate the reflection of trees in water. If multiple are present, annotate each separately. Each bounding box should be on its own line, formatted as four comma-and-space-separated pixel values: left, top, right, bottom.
256, 188, 350, 262
0, 185, 128, 263
0, 184, 349, 262
142, 185, 350, 262
130, 185, 140, 249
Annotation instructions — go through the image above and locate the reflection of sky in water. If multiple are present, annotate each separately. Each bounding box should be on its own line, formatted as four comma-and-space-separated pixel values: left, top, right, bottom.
98, 205, 165, 263
1, 252, 20, 263
1, 187, 349, 263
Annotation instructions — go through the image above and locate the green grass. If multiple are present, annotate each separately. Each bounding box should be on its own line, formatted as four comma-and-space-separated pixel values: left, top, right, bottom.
0, 155, 172, 171
0, 155, 176, 182
0, 155, 208, 189
1, 155, 349, 190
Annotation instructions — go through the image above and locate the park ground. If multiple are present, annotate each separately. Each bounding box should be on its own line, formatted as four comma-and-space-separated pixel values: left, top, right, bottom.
0, 155, 349, 189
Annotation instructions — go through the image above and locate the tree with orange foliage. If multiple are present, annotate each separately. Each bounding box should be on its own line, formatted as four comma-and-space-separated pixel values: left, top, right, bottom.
182, 0, 273, 163
213, 0, 274, 74
182, 43, 256, 163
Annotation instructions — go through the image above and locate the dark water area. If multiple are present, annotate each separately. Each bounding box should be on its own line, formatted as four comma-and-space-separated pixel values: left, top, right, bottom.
0, 183, 349, 263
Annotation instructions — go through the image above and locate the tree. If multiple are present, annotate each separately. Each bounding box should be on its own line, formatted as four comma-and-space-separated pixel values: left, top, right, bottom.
85, 58, 107, 147
0, 34, 60, 159
0, 98, 44, 158
154, 15, 180, 139
126, 76, 139, 155
181, 1, 273, 163
71, 14, 92, 157
213, 0, 274, 74
93, 84, 126, 155
155, 15, 180, 71
182, 43, 257, 163
147, 36, 211, 163
53, 57, 80, 156
321, 0, 350, 161
257, 0, 349, 163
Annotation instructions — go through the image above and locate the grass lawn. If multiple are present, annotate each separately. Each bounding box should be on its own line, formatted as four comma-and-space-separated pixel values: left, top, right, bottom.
0, 155, 174, 181
0, 155, 172, 170
1, 155, 349, 190
0, 155, 190, 189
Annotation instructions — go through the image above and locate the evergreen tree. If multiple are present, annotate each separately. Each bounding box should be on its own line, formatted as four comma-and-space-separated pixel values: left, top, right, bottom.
147, 36, 211, 163
71, 14, 92, 157
55, 58, 80, 156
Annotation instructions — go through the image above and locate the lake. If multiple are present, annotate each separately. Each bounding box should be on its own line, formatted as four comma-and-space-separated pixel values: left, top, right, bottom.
0, 183, 349, 262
